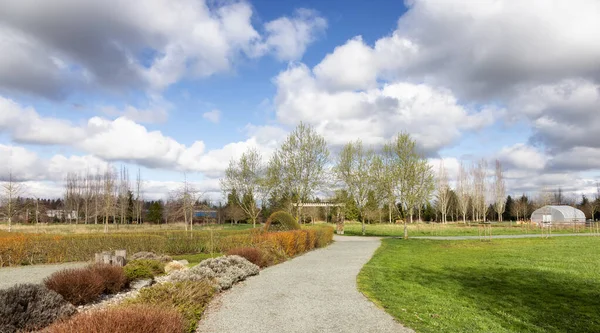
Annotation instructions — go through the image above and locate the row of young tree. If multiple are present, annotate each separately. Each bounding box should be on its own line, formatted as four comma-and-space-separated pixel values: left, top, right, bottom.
220, 123, 600, 237
4, 123, 600, 233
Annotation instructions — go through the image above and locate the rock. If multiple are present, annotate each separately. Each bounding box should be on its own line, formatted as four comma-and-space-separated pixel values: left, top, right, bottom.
176, 259, 189, 266
130, 279, 153, 290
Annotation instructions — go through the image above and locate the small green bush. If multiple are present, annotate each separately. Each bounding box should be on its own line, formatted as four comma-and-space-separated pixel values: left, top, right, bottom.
44, 267, 105, 305
124, 259, 165, 281
264, 211, 301, 231
127, 280, 215, 333
0, 284, 76, 333
44, 304, 185, 333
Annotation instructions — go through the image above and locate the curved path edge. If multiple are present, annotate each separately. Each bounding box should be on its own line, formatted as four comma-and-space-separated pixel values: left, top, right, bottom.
196, 236, 413, 333
0, 262, 88, 290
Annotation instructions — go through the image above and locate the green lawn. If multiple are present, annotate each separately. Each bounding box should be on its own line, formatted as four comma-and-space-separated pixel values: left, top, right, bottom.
342, 221, 594, 237
171, 253, 224, 266
358, 237, 600, 333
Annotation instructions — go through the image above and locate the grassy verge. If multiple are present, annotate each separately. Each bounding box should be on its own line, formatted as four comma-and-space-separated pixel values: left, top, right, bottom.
171, 253, 223, 266
342, 221, 594, 237
358, 237, 600, 333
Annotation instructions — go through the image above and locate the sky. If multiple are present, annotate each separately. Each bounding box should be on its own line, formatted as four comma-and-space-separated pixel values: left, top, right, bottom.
0, 0, 599, 203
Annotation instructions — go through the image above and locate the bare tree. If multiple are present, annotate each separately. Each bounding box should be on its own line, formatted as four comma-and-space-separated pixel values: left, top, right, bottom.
267, 122, 330, 219
82, 171, 93, 224
134, 168, 144, 224
102, 166, 116, 233
177, 174, 199, 231
334, 140, 374, 235
118, 166, 130, 224
493, 160, 506, 222
456, 162, 470, 224
64, 172, 82, 224
221, 148, 270, 228
224, 203, 245, 224
387, 133, 435, 239
1, 171, 25, 232
435, 160, 450, 224
472, 159, 488, 222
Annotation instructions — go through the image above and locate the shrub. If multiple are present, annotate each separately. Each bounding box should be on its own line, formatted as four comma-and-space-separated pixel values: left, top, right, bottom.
164, 261, 187, 273
226, 247, 263, 267
164, 255, 259, 290
264, 211, 300, 231
130, 251, 172, 263
127, 281, 214, 333
44, 304, 185, 333
256, 242, 287, 267
124, 259, 165, 281
0, 284, 75, 333
90, 263, 127, 294
307, 225, 335, 248
44, 268, 105, 305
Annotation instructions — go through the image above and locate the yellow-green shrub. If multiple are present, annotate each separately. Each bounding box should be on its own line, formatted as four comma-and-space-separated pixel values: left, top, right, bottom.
123, 260, 164, 281
127, 280, 215, 333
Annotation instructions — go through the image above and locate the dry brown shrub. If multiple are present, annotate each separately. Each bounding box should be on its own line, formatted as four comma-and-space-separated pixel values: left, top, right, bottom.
43, 304, 185, 333
89, 263, 128, 294
226, 247, 263, 267
44, 268, 104, 305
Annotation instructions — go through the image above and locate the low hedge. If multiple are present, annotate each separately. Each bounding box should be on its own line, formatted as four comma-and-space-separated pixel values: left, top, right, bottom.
0, 226, 334, 267
127, 280, 215, 333
0, 230, 254, 267
44, 304, 186, 333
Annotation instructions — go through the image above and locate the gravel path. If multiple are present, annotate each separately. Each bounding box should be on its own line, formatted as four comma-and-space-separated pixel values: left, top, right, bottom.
412, 233, 598, 240
197, 236, 412, 333
0, 262, 88, 289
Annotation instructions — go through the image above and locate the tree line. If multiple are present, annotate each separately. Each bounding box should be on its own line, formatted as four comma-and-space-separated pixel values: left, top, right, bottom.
3, 123, 600, 233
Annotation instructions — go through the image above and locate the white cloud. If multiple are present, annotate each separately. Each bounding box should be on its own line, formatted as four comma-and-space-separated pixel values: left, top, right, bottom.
273, 63, 498, 152
0, 96, 85, 145
311, 0, 600, 99
314, 36, 378, 91
261, 8, 327, 61
202, 109, 221, 124
0, 98, 282, 178
0, 1, 327, 98
497, 144, 548, 171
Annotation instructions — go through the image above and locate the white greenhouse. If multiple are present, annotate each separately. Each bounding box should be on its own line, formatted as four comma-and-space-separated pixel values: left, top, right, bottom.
530, 205, 586, 225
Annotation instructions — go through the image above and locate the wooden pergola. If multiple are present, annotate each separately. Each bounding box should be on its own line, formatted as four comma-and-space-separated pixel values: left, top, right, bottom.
296, 202, 346, 234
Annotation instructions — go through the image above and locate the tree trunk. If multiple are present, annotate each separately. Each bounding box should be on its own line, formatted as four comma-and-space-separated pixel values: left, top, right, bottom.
361, 216, 366, 236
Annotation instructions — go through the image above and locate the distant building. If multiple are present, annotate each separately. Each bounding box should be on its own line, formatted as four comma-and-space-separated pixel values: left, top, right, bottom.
193, 210, 219, 223
46, 210, 77, 221
194, 211, 218, 218
530, 205, 586, 225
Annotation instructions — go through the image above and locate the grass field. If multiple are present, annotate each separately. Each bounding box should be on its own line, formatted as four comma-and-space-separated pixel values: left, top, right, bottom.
171, 253, 224, 266
342, 221, 595, 237
0, 222, 257, 234
358, 237, 600, 332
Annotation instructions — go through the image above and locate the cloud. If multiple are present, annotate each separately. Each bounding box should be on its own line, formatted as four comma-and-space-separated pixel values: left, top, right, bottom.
261, 8, 327, 61
202, 109, 221, 124
311, 0, 600, 99
0, 144, 108, 182
0, 97, 281, 178
0, 96, 86, 145
497, 144, 548, 171
273, 63, 498, 153
0, 1, 326, 98
508, 79, 600, 152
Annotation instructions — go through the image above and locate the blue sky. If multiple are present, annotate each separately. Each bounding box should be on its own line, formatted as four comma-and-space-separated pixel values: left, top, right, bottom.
0, 0, 599, 201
